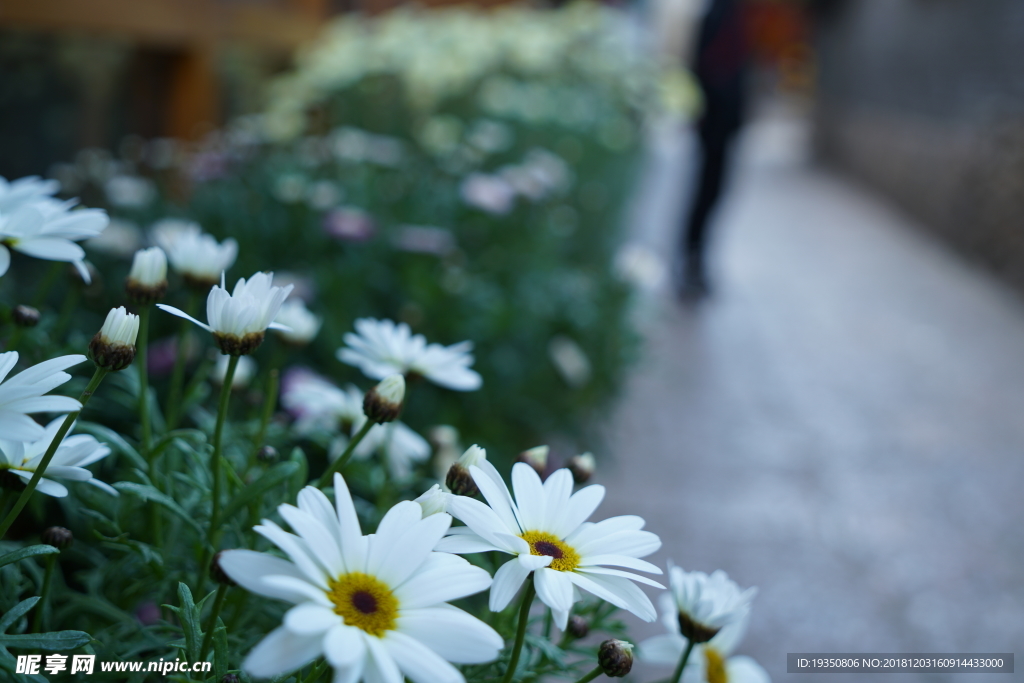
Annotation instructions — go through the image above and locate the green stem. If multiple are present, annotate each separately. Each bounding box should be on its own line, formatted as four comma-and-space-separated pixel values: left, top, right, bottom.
137, 305, 152, 455
166, 292, 197, 430
501, 578, 536, 683
198, 583, 229, 660
254, 367, 279, 455
0, 367, 108, 540
31, 554, 56, 632
573, 665, 604, 683
671, 639, 695, 683
316, 419, 374, 487
208, 355, 239, 538
542, 608, 553, 640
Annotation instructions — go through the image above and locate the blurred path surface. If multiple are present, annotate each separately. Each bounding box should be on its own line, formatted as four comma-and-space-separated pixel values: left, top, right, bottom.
599, 104, 1024, 683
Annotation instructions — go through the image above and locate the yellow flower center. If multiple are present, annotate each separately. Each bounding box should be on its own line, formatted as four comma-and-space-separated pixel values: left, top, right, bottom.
519, 530, 580, 572
706, 647, 727, 683
325, 572, 398, 636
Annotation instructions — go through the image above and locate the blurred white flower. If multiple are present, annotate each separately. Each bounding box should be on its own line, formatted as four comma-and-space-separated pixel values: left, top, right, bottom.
614, 243, 668, 292
306, 180, 343, 211
459, 173, 516, 215
273, 174, 307, 203
0, 352, 85, 442
85, 218, 142, 257
323, 207, 375, 242
281, 369, 364, 434
127, 246, 167, 288
104, 175, 155, 208
346, 417, 431, 481
0, 175, 60, 212
218, 474, 502, 682
391, 225, 456, 256
273, 300, 322, 346
0, 203, 109, 283
440, 462, 664, 629
338, 318, 482, 391
157, 272, 293, 355
548, 335, 592, 388
152, 219, 238, 288
0, 417, 116, 497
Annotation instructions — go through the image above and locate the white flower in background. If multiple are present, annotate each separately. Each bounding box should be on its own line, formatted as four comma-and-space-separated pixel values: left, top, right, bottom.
85, 218, 142, 257
660, 566, 757, 645
273, 300, 322, 346
157, 272, 293, 355
0, 352, 85, 441
0, 418, 116, 497
306, 180, 343, 211
459, 173, 516, 215
214, 354, 257, 390
439, 462, 664, 629
613, 243, 669, 292
415, 484, 452, 517
0, 175, 60, 212
104, 175, 155, 208
281, 369, 364, 434
0, 204, 109, 282
152, 219, 239, 288
273, 174, 308, 203
640, 579, 768, 683
338, 318, 482, 391
347, 417, 431, 481
548, 335, 592, 388
218, 474, 502, 682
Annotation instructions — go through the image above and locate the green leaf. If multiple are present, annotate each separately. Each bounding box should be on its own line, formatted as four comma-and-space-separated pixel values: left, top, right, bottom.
0, 630, 92, 650
0, 545, 58, 570
288, 447, 308, 499
213, 622, 228, 681
112, 483, 202, 533
176, 583, 202, 663
75, 422, 147, 471
221, 461, 299, 520
0, 597, 40, 634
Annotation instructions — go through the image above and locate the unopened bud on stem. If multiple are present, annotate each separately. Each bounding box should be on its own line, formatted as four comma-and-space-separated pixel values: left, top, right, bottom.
598, 640, 634, 677
567, 452, 595, 484
516, 445, 548, 476
567, 615, 589, 639
364, 374, 405, 424
89, 307, 139, 371
41, 526, 74, 550
12, 304, 40, 327
125, 247, 168, 304
445, 445, 486, 496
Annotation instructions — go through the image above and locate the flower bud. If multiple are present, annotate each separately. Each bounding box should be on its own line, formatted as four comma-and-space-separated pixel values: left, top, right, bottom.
598, 639, 634, 677
89, 307, 140, 371
516, 445, 548, 476
211, 551, 237, 586
567, 615, 589, 639
12, 304, 40, 328
567, 452, 595, 484
125, 246, 168, 304
257, 445, 278, 463
41, 526, 74, 550
363, 374, 405, 424
445, 445, 486, 496
414, 484, 451, 517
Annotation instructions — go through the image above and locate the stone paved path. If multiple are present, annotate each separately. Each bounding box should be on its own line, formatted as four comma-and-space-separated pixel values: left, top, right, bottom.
596, 108, 1024, 683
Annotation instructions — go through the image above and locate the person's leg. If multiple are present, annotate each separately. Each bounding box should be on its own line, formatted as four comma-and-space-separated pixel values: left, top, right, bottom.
679, 126, 731, 296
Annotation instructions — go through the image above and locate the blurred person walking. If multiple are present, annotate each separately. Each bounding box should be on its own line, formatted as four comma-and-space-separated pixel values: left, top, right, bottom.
678, 0, 751, 299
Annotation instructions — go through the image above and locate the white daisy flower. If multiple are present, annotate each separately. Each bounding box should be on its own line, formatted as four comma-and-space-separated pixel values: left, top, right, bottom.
0, 204, 109, 282
640, 585, 768, 683
660, 565, 757, 644
414, 484, 452, 517
218, 474, 503, 683
152, 219, 239, 288
439, 462, 664, 629
0, 352, 85, 441
0, 417, 116, 497
157, 272, 293, 355
273, 299, 322, 345
338, 318, 482, 391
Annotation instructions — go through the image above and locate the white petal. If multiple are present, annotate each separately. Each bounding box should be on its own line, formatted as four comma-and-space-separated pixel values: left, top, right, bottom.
155, 304, 212, 332
217, 550, 314, 604
579, 554, 662, 575
331, 474, 368, 573
255, 520, 330, 589
638, 633, 686, 665
364, 634, 403, 683
578, 565, 665, 588
323, 624, 367, 668
447, 496, 521, 552
540, 469, 574, 534
435, 528, 500, 554
284, 603, 341, 635
534, 568, 574, 616
384, 630, 465, 683
397, 606, 503, 664
261, 576, 333, 606
393, 552, 492, 608
489, 559, 531, 612
0, 245, 9, 277
726, 655, 771, 683
565, 515, 646, 546
242, 626, 323, 678
550, 484, 605, 539
278, 504, 346, 576
573, 529, 662, 559
469, 460, 521, 533
370, 511, 452, 587
510, 463, 546, 531
568, 570, 658, 622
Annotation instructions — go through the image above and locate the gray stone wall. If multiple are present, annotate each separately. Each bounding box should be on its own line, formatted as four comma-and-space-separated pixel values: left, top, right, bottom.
813, 0, 1024, 289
